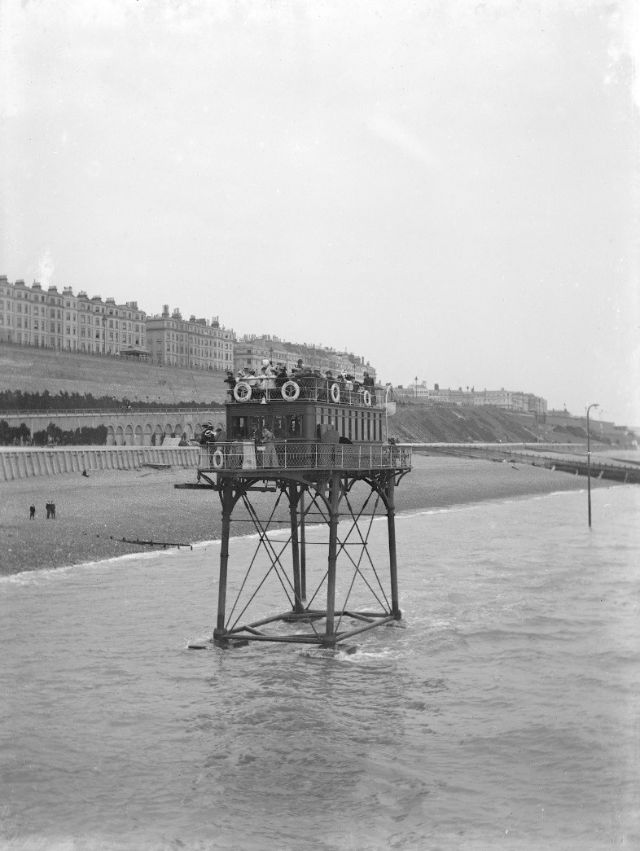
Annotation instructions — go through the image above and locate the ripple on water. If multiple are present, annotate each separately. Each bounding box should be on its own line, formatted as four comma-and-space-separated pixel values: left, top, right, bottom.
0, 486, 638, 849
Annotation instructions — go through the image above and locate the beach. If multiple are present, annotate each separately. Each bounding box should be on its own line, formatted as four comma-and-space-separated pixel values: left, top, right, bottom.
0, 453, 608, 576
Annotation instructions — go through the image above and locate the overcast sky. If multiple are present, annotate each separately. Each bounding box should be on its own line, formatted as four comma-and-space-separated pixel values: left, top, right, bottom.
1, 0, 638, 424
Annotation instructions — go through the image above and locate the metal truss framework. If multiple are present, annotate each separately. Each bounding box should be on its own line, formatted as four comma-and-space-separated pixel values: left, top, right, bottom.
203, 467, 409, 649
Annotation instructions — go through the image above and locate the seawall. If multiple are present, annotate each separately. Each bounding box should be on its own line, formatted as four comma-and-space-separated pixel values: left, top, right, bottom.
0, 446, 199, 482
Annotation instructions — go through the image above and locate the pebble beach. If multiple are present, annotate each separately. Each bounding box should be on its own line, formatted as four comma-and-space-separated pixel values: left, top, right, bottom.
0, 453, 606, 576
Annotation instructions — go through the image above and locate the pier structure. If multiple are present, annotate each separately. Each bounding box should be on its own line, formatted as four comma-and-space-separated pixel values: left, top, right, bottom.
194, 373, 412, 649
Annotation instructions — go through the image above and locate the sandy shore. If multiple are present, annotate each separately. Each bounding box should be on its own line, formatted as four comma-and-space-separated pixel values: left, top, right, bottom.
0, 453, 612, 575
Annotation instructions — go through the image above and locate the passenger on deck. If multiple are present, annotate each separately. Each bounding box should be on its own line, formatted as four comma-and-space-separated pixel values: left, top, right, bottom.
292, 358, 304, 375
320, 370, 334, 402
200, 421, 217, 465
261, 426, 279, 468
275, 364, 288, 388
224, 370, 236, 398
363, 371, 376, 404
259, 359, 276, 400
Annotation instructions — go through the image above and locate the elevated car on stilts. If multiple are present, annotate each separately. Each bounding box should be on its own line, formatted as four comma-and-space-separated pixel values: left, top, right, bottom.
194, 369, 412, 650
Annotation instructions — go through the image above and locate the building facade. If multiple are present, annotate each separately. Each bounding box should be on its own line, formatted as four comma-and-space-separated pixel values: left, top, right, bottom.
146, 305, 235, 371
0, 277, 146, 355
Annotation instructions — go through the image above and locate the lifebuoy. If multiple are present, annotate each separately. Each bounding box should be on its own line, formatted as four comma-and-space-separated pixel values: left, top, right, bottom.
281, 380, 300, 401
212, 449, 225, 469
330, 382, 340, 403
233, 381, 252, 402
363, 390, 372, 407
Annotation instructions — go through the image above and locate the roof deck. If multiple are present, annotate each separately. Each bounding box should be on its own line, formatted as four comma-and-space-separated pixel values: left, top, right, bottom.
230, 374, 382, 408
198, 440, 411, 475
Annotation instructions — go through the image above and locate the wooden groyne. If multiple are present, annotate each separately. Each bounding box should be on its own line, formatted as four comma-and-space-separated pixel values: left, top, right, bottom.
0, 446, 199, 482
533, 457, 640, 484
404, 443, 640, 485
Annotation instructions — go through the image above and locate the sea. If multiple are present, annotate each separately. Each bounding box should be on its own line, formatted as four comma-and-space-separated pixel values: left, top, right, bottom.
1, 484, 638, 850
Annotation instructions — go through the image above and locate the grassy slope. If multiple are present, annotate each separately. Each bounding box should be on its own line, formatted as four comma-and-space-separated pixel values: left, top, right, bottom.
387, 404, 543, 444
0, 342, 227, 405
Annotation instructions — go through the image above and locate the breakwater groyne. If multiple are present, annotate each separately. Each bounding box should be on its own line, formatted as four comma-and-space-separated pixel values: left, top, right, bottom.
406, 442, 640, 485
0, 446, 199, 482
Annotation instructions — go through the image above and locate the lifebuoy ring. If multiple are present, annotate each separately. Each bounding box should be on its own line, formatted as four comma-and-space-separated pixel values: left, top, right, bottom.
281, 380, 300, 401
233, 381, 252, 402
330, 382, 340, 403
212, 449, 225, 469
363, 390, 372, 407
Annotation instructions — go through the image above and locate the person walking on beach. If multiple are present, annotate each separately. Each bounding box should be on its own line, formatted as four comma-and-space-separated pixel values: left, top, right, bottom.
29, 505, 36, 520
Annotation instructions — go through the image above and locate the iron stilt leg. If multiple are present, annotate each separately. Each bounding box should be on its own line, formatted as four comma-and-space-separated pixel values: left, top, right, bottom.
386, 475, 401, 620
213, 482, 233, 643
300, 489, 307, 601
289, 484, 304, 613
325, 473, 340, 646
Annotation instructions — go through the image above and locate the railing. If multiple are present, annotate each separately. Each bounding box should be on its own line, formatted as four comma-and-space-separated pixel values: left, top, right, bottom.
0, 407, 224, 419
230, 375, 381, 408
198, 441, 412, 473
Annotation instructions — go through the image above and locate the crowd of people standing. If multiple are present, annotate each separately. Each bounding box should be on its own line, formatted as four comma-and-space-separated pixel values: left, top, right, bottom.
223, 359, 376, 404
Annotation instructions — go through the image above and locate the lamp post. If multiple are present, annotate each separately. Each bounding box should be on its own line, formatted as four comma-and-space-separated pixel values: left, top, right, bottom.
586, 402, 599, 528
414, 376, 418, 400
385, 383, 392, 440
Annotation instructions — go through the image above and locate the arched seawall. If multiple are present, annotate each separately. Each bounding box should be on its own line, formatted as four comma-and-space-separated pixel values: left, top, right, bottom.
1, 409, 224, 446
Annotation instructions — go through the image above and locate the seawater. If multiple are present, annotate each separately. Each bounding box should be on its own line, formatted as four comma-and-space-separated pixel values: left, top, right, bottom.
1, 486, 638, 850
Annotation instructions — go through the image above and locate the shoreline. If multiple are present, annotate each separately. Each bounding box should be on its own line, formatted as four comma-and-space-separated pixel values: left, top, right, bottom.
0, 454, 617, 576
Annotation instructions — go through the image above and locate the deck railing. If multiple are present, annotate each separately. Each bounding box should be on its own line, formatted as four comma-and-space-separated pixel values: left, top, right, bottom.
230, 376, 381, 408
198, 441, 411, 473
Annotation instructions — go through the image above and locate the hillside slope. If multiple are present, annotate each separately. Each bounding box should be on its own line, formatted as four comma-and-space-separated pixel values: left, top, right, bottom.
387, 405, 637, 447
387, 404, 543, 444
0, 343, 227, 405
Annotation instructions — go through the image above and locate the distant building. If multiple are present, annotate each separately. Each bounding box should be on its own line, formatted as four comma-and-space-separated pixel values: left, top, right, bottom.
146, 305, 235, 370
0, 276, 146, 355
396, 380, 547, 415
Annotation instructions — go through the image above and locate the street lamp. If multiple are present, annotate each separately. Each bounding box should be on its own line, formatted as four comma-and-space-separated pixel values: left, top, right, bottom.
384, 383, 393, 439
414, 376, 418, 400
586, 402, 599, 528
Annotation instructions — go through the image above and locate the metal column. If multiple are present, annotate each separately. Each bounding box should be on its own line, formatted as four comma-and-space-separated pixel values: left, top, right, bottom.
299, 489, 307, 601
288, 483, 304, 613
325, 473, 341, 646
213, 480, 233, 643
386, 474, 401, 620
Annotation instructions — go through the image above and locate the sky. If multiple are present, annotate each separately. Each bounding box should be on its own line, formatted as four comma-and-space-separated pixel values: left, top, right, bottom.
1, 0, 638, 425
